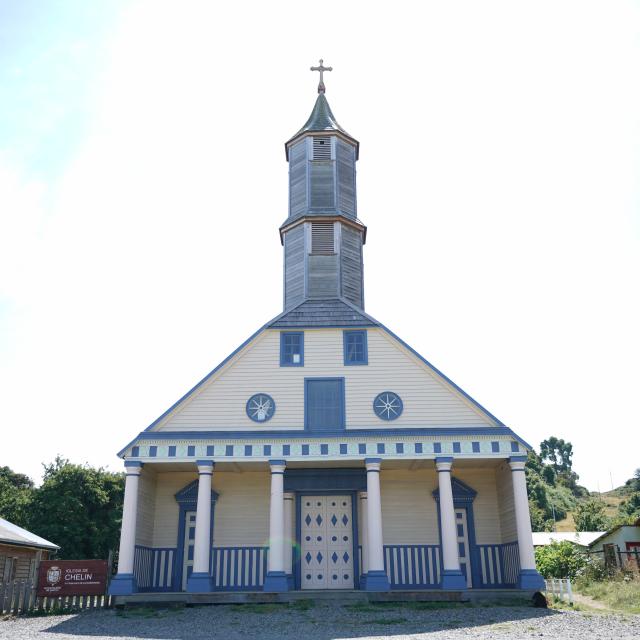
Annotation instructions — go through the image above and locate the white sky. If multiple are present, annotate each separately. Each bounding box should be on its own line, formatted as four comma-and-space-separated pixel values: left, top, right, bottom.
1, 0, 638, 491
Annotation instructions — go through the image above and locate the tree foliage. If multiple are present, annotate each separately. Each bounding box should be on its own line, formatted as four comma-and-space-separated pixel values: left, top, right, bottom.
535, 540, 587, 579
540, 437, 573, 473
0, 457, 124, 560
573, 499, 611, 531
618, 492, 640, 522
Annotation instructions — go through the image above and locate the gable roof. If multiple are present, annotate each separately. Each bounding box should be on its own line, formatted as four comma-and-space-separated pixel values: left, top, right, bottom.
0, 518, 59, 551
588, 518, 640, 548
124, 297, 524, 450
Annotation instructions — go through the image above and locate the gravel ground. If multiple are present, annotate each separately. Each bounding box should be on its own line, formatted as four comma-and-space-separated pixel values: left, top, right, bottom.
1, 602, 639, 640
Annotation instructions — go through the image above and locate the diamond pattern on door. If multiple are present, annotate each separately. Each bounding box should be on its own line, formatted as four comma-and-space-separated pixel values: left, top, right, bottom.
301, 496, 353, 589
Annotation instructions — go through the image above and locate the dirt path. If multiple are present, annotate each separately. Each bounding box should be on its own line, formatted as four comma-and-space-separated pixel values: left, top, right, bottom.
571, 592, 611, 611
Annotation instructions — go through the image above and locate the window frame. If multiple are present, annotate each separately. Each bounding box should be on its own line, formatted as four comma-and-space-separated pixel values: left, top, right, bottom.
343, 330, 368, 366
304, 377, 346, 432
280, 331, 304, 367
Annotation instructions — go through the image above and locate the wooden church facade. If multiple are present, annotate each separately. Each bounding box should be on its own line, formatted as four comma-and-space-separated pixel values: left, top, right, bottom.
109, 64, 545, 597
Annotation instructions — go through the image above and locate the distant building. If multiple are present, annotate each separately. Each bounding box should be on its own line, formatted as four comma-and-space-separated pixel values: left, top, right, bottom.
0, 518, 59, 583
588, 518, 640, 568
531, 531, 604, 548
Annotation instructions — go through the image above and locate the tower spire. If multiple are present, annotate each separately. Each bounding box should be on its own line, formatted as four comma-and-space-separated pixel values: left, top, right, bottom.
310, 59, 332, 94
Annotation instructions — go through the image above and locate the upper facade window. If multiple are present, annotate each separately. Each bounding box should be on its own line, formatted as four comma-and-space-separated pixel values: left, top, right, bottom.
280, 332, 304, 366
343, 330, 368, 365
305, 378, 345, 431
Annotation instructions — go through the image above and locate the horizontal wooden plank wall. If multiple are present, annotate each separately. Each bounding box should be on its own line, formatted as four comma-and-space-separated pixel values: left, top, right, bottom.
158, 328, 493, 430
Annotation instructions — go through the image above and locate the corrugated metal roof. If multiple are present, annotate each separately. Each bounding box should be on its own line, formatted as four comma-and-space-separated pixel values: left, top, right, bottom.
0, 517, 59, 551
532, 531, 605, 547
268, 299, 377, 328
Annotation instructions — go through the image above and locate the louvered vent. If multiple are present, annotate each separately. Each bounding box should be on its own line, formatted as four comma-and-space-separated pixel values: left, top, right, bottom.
312, 137, 332, 160
311, 222, 335, 255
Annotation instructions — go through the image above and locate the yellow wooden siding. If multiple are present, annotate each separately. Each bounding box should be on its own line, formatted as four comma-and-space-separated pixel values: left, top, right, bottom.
380, 469, 440, 544
155, 328, 494, 431
151, 471, 270, 548
152, 472, 196, 547
496, 463, 517, 542
135, 468, 156, 547
213, 472, 270, 546
453, 468, 502, 544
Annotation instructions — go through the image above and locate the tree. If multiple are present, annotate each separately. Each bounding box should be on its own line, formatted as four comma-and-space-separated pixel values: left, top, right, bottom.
540, 437, 573, 473
28, 456, 124, 559
0, 466, 34, 527
618, 492, 640, 522
535, 541, 587, 579
573, 499, 610, 531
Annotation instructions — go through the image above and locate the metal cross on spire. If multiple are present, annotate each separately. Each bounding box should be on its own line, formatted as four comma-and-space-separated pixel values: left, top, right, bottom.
310, 59, 333, 94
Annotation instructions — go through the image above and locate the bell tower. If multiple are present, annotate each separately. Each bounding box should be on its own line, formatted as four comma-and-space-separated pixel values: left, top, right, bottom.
280, 60, 366, 310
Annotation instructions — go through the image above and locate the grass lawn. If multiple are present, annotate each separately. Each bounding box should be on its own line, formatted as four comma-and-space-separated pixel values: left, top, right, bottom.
575, 578, 640, 614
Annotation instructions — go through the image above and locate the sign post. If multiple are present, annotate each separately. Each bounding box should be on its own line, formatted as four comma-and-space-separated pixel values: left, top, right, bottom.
37, 560, 108, 597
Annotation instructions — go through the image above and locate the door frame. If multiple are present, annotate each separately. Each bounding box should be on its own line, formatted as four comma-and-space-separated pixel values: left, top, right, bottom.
174, 480, 218, 592
295, 491, 360, 590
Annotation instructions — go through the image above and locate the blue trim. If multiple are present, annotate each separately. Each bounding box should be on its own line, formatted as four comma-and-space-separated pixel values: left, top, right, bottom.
433, 476, 477, 589
186, 571, 215, 593
280, 331, 304, 367
124, 460, 143, 468
294, 490, 360, 591
364, 457, 382, 464
269, 459, 287, 466
120, 426, 530, 457
373, 391, 403, 421
196, 459, 214, 467
284, 468, 366, 492
108, 573, 137, 595
440, 569, 467, 590
343, 329, 368, 365
174, 480, 218, 592
509, 455, 528, 463
304, 377, 346, 432
518, 569, 546, 590
263, 571, 289, 592
364, 569, 390, 591
246, 393, 276, 423
434, 456, 454, 464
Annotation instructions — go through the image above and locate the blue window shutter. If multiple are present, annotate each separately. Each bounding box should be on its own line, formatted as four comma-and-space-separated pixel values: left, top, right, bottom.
168, 446, 176, 457
206, 445, 214, 456
472, 442, 480, 453
305, 378, 345, 431
491, 441, 500, 453
187, 446, 195, 457
453, 442, 461, 453
511, 442, 519, 452
131, 446, 139, 457
433, 442, 442, 454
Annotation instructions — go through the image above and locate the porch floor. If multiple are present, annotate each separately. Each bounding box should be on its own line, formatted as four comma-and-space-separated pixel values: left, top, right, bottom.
114, 589, 534, 607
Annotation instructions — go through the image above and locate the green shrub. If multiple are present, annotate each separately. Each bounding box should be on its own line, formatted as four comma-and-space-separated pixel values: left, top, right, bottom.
535, 541, 587, 579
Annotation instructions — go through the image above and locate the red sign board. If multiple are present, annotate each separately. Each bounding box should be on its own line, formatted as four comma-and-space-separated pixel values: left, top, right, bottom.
37, 560, 108, 597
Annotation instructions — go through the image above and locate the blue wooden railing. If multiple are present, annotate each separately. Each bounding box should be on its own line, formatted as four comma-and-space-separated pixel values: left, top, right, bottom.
383, 544, 441, 588
477, 541, 519, 587
133, 546, 176, 591
211, 546, 269, 591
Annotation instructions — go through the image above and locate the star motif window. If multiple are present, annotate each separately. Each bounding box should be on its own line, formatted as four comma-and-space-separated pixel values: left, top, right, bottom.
373, 391, 403, 421
246, 393, 275, 423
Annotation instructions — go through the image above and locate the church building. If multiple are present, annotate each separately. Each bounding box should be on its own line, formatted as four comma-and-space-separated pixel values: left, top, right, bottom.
109, 62, 545, 599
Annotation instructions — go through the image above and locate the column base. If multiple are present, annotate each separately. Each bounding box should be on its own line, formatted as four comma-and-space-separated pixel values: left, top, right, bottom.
286, 574, 294, 589
263, 571, 289, 592
364, 570, 390, 591
186, 572, 215, 593
359, 574, 367, 590
108, 573, 138, 595
517, 569, 546, 590
440, 570, 467, 590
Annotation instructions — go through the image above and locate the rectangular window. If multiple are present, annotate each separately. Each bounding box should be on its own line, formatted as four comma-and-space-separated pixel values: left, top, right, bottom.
415, 443, 423, 454
282, 445, 290, 456
149, 446, 157, 457
168, 446, 176, 457
358, 443, 367, 454
396, 443, 404, 454
320, 444, 329, 455
206, 445, 214, 456
511, 442, 519, 452
263, 445, 271, 456
340, 444, 348, 454
187, 446, 195, 457
343, 330, 368, 365
453, 442, 461, 454
245, 445, 253, 456
491, 441, 500, 453
305, 378, 345, 431
280, 332, 304, 366
433, 442, 442, 454
472, 442, 480, 453
225, 445, 233, 456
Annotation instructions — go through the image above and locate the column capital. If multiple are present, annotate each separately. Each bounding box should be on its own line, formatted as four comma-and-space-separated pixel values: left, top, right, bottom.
196, 460, 215, 474
283, 492, 295, 500
435, 457, 453, 472
509, 456, 527, 472
359, 491, 368, 499
124, 461, 143, 475
269, 459, 286, 474
365, 458, 381, 471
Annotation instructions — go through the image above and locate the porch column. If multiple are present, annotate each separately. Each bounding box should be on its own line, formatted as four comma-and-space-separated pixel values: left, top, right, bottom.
283, 492, 294, 587
364, 458, 390, 591
264, 460, 288, 591
109, 461, 142, 595
435, 458, 466, 589
186, 460, 215, 592
510, 456, 545, 590
359, 491, 369, 584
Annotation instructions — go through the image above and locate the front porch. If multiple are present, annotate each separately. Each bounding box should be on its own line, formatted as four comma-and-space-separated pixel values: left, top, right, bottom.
109, 455, 544, 598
